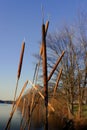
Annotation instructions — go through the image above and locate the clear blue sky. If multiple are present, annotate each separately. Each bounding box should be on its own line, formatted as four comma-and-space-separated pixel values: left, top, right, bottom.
0, 0, 87, 100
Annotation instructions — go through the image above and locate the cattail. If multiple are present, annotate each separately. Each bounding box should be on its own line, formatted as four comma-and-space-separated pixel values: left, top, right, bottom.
53, 67, 63, 96
40, 21, 49, 57
48, 50, 65, 81
12, 41, 25, 111
17, 42, 25, 79
45, 21, 49, 36
55, 67, 63, 91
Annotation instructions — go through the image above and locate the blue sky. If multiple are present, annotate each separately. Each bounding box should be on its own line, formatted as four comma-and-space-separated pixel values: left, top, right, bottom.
0, 0, 87, 100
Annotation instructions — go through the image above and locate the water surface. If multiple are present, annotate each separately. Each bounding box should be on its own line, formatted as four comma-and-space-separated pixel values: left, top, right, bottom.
0, 104, 61, 130
0, 104, 44, 130
0, 104, 22, 130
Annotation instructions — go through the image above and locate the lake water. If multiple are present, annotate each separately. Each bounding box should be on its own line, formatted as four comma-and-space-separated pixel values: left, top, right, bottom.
0, 104, 44, 130
0, 104, 62, 130
0, 104, 22, 130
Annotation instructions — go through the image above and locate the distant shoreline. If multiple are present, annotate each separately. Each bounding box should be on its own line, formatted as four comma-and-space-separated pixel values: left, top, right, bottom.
0, 100, 14, 104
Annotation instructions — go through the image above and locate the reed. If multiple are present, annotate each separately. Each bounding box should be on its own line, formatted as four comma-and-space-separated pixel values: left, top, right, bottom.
45, 21, 49, 36
53, 67, 63, 96
11, 42, 25, 115
28, 80, 55, 112
40, 21, 49, 57
22, 98, 26, 117
48, 51, 65, 81
20, 98, 26, 130
17, 41, 25, 79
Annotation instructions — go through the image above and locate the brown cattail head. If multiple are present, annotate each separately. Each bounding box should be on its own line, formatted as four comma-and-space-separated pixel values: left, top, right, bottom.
45, 21, 49, 36
40, 21, 49, 57
17, 41, 25, 79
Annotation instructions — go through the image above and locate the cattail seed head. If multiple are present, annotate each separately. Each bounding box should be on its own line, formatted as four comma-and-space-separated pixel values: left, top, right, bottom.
17, 42, 25, 79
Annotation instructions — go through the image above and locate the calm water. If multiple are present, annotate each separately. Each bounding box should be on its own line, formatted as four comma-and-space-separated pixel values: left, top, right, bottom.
0, 104, 61, 130
0, 104, 44, 130
0, 104, 22, 130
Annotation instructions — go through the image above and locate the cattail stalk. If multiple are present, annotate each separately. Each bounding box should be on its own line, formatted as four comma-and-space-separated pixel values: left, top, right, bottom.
53, 67, 63, 96
48, 51, 65, 81
20, 98, 26, 130
12, 42, 25, 112
33, 63, 38, 83
28, 80, 55, 112
42, 23, 48, 130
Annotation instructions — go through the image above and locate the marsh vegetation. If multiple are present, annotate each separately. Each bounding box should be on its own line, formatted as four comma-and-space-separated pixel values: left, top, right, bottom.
5, 12, 87, 130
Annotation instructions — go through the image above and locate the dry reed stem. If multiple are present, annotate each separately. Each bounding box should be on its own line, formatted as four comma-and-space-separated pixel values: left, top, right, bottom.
53, 67, 63, 96
22, 98, 26, 117
48, 51, 65, 81
33, 63, 38, 83
35, 61, 40, 83
5, 80, 28, 130
30, 90, 35, 114
33, 61, 40, 84
26, 86, 36, 130
12, 78, 19, 111
28, 80, 55, 112
20, 98, 28, 130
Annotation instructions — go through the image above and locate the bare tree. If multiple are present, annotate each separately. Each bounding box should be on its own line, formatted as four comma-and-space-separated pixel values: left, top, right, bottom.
33, 12, 87, 119
46, 26, 78, 116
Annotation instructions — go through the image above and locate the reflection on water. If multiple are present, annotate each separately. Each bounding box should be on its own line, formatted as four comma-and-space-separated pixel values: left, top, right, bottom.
0, 104, 22, 130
